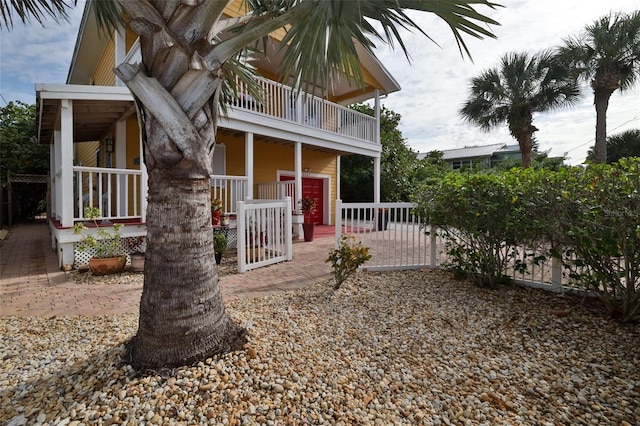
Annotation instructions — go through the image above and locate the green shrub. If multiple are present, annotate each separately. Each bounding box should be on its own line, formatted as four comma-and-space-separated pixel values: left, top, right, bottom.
414, 170, 545, 287
553, 159, 640, 322
326, 235, 371, 289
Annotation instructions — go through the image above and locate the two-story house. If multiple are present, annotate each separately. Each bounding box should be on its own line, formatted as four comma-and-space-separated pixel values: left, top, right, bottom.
36, 0, 401, 268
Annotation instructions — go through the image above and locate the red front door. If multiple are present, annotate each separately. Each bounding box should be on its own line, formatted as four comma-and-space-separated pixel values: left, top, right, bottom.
281, 176, 324, 224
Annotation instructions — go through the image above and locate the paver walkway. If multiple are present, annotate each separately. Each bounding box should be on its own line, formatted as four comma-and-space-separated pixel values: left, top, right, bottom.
0, 222, 334, 317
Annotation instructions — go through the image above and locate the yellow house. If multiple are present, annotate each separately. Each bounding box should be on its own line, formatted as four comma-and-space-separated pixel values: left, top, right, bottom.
36, 0, 401, 268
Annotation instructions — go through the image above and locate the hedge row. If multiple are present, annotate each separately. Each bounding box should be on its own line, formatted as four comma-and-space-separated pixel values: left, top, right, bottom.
414, 158, 640, 323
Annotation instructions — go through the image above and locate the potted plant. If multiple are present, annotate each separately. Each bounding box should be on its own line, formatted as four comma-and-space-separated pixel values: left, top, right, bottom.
213, 232, 228, 265
123, 235, 146, 272
300, 196, 317, 242
73, 206, 126, 275
211, 198, 223, 225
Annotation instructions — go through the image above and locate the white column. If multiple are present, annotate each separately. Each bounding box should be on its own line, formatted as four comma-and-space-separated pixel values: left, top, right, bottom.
114, 28, 126, 87
60, 99, 74, 227
115, 121, 127, 216
336, 155, 341, 201
245, 132, 254, 199
373, 156, 381, 203
140, 135, 148, 222
294, 141, 303, 238
52, 132, 61, 221
373, 89, 381, 203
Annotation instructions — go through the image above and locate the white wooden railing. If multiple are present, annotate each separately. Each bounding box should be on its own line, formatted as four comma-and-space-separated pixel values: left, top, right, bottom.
336, 200, 571, 293
210, 175, 249, 214
231, 76, 377, 143
73, 166, 143, 221
237, 198, 292, 273
257, 181, 296, 213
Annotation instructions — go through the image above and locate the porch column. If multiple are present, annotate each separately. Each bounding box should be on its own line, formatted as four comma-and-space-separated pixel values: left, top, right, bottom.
336, 155, 341, 201
60, 99, 74, 227
373, 90, 381, 203
115, 121, 127, 216
140, 135, 148, 222
245, 132, 254, 199
51, 132, 61, 222
294, 141, 303, 238
373, 156, 381, 203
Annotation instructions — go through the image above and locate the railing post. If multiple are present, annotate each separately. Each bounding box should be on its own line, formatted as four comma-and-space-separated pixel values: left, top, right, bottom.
430, 225, 437, 269
335, 199, 342, 248
237, 201, 246, 273
285, 197, 293, 261
551, 246, 563, 291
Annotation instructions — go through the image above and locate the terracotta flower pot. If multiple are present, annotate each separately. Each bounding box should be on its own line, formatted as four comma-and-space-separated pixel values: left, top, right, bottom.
130, 253, 145, 272
89, 256, 126, 276
302, 222, 315, 242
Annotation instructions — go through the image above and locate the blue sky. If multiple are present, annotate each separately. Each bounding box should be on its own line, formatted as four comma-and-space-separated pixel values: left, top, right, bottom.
1, 0, 639, 164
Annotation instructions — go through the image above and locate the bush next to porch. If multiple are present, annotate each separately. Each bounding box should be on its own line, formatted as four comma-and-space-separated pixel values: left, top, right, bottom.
414, 161, 640, 322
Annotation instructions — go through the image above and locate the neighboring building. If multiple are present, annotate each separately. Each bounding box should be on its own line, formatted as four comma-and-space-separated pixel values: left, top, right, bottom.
36, 0, 401, 267
419, 143, 525, 169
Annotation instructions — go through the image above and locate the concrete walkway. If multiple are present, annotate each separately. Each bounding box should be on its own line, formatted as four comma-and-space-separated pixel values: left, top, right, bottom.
0, 222, 334, 317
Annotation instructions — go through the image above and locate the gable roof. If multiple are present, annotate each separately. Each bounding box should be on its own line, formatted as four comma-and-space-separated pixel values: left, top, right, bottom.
440, 143, 507, 160
67, 1, 401, 104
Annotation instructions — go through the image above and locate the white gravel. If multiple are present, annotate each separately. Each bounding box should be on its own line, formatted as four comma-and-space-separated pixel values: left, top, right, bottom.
1, 270, 639, 425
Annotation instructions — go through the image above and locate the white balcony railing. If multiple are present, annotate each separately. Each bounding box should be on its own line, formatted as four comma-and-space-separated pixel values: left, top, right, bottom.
73, 166, 143, 221
231, 76, 377, 144
210, 175, 249, 215
257, 180, 296, 213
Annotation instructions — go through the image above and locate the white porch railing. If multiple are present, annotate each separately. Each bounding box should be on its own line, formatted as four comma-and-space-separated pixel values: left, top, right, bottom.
73, 166, 143, 221
336, 200, 571, 293
257, 181, 296, 213
211, 175, 249, 214
231, 76, 377, 144
237, 198, 293, 273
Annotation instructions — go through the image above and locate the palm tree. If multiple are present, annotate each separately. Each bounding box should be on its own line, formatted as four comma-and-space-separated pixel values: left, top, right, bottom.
460, 51, 581, 167
586, 129, 640, 163
3, 0, 500, 368
558, 11, 640, 164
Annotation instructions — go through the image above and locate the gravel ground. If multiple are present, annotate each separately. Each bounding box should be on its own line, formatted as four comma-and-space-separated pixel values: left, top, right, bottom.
1, 270, 639, 426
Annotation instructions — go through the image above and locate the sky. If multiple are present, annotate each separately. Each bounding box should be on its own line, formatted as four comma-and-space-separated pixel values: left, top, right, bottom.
1, 0, 639, 165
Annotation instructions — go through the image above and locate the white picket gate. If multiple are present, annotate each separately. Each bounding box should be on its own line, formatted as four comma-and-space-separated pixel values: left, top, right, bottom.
237, 198, 293, 273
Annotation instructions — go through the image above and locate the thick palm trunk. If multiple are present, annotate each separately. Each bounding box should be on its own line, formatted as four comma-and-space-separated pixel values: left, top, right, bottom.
593, 88, 613, 164
128, 170, 243, 368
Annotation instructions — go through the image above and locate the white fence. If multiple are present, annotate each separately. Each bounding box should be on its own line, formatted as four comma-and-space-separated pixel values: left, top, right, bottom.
257, 181, 296, 213
237, 198, 293, 273
336, 201, 569, 293
74, 166, 143, 220
211, 175, 249, 214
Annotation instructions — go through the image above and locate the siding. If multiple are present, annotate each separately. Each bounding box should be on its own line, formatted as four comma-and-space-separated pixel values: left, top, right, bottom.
92, 40, 115, 86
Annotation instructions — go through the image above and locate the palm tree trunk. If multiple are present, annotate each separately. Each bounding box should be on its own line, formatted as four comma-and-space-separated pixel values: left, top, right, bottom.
593, 88, 612, 164
128, 170, 243, 368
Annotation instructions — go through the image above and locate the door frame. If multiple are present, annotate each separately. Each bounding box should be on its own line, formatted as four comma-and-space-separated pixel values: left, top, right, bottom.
277, 170, 331, 225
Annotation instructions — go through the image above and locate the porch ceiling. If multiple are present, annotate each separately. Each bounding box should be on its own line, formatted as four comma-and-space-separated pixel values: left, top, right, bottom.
38, 98, 135, 145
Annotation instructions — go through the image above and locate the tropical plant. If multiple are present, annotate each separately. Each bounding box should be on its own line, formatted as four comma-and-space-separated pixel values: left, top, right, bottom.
326, 235, 371, 289
586, 129, 640, 163
2, 0, 500, 368
460, 50, 581, 168
557, 11, 640, 164
0, 0, 72, 29
213, 232, 228, 255
73, 207, 124, 259
299, 196, 317, 224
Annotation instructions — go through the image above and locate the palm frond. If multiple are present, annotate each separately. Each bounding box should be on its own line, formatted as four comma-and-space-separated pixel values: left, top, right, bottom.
0, 0, 74, 29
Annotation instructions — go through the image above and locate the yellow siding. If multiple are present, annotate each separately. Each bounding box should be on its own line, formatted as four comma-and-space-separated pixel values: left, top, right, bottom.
75, 141, 99, 167
217, 133, 338, 219
93, 40, 115, 86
